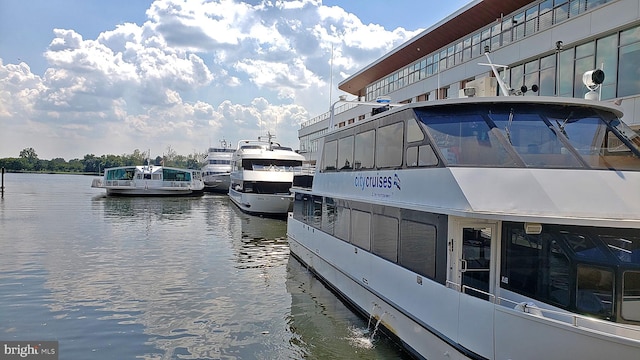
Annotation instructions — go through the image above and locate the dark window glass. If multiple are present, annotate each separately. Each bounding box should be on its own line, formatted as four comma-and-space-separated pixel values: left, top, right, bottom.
622, 271, 640, 321
576, 265, 613, 317
351, 210, 371, 251
400, 220, 437, 279
373, 214, 398, 262
322, 198, 335, 235
501, 224, 571, 307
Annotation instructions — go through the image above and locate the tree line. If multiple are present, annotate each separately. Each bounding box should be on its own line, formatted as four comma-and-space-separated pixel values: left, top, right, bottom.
0, 147, 205, 174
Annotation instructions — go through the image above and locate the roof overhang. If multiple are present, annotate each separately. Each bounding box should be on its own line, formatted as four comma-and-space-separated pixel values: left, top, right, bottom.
338, 0, 535, 96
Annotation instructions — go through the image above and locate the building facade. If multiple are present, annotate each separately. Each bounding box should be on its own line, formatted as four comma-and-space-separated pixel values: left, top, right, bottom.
299, 0, 640, 162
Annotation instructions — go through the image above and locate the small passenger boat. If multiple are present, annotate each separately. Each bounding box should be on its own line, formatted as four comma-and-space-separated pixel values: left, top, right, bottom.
288, 62, 640, 359
229, 133, 305, 216
91, 165, 204, 196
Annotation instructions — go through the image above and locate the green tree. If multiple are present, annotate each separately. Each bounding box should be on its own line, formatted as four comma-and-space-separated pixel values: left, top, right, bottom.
19, 147, 38, 162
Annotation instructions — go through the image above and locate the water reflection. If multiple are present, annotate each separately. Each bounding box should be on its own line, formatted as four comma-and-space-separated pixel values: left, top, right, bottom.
0, 175, 408, 359
284, 257, 412, 360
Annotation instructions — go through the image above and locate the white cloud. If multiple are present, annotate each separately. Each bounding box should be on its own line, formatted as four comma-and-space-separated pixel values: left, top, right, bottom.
0, 0, 418, 160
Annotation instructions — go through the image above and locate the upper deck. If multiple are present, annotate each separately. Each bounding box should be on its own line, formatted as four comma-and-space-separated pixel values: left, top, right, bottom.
308, 96, 640, 227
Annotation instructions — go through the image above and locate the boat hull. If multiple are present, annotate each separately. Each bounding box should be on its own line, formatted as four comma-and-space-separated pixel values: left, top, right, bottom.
203, 173, 231, 193
228, 188, 293, 215
288, 215, 640, 360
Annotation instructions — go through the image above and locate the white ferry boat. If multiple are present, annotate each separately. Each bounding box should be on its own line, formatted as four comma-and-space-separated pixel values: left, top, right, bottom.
202, 140, 235, 192
92, 165, 204, 196
229, 134, 305, 216
287, 76, 640, 358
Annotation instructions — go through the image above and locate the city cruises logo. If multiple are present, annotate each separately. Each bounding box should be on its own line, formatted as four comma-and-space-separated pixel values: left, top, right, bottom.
2, 341, 58, 359
354, 172, 401, 192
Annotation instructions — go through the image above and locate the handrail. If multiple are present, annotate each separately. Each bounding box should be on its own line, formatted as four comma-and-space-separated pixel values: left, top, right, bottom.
446, 279, 640, 337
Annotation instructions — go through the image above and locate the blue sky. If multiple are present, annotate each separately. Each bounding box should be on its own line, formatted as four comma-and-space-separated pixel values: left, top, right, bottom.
0, 0, 472, 160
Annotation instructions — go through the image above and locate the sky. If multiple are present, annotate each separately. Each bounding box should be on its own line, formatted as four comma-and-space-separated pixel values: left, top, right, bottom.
0, 0, 473, 160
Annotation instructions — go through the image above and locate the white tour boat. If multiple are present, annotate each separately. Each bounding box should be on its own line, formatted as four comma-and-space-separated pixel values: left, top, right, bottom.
92, 165, 204, 196
201, 140, 235, 192
229, 134, 305, 216
287, 64, 640, 359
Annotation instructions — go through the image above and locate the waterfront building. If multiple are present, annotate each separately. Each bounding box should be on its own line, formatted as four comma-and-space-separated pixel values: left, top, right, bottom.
298, 0, 640, 162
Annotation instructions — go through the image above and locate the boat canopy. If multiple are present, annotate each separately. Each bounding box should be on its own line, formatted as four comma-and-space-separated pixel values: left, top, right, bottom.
416, 102, 640, 171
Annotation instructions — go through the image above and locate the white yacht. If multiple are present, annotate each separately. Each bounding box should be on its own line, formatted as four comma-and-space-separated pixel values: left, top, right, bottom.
229, 134, 305, 216
92, 165, 204, 196
201, 140, 235, 192
287, 70, 640, 358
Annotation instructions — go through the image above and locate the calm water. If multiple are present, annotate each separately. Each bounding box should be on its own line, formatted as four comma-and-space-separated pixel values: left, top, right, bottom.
0, 173, 410, 360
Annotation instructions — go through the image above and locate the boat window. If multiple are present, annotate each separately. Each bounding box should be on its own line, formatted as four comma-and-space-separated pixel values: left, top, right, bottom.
407, 117, 425, 143
417, 110, 520, 167
376, 122, 404, 168
354, 130, 375, 170
322, 198, 336, 235
372, 214, 398, 262
599, 233, 640, 264
576, 265, 614, 317
334, 205, 350, 242
489, 109, 583, 168
560, 230, 609, 262
547, 110, 640, 170
417, 104, 640, 170
400, 220, 437, 279
351, 210, 371, 251
501, 224, 571, 307
338, 136, 354, 170
622, 271, 640, 321
322, 140, 337, 171
406, 145, 438, 167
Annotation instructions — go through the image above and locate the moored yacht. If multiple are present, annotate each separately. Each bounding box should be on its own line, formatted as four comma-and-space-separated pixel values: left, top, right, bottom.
287, 70, 640, 358
229, 134, 305, 216
92, 165, 204, 196
201, 140, 235, 193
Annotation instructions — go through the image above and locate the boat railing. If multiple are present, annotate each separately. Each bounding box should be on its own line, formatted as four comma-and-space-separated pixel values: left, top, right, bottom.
105, 179, 134, 187
447, 279, 640, 339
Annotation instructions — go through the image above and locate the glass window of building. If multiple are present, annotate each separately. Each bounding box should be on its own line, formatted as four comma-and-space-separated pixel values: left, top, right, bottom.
501, 18, 512, 46
491, 23, 502, 51
539, 0, 553, 29
618, 26, 640, 98
556, 0, 570, 22
510, 64, 524, 91
524, 60, 540, 96
525, 5, 539, 36
513, 12, 525, 41
558, 47, 575, 97
539, 54, 557, 96
596, 33, 619, 97
574, 42, 595, 98
472, 33, 481, 57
